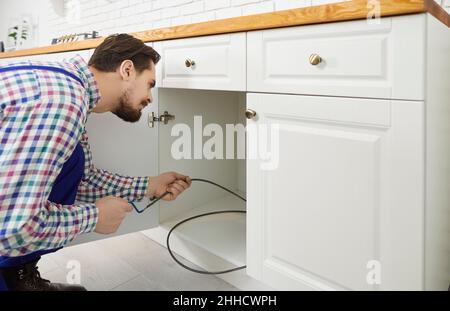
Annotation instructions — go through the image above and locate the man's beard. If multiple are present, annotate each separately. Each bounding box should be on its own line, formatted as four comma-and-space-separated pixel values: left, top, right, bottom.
112, 89, 144, 123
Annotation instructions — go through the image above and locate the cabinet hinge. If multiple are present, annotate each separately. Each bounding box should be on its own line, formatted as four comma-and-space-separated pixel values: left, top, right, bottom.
148, 111, 175, 128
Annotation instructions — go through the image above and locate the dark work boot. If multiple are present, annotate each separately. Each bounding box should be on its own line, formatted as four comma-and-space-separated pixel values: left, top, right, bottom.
0, 260, 87, 291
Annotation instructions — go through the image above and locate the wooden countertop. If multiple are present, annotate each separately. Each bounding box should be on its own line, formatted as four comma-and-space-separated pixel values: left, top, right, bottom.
1, 0, 448, 59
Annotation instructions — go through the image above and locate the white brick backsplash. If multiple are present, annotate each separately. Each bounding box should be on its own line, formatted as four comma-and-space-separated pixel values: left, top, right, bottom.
121, 6, 137, 17
190, 11, 216, 23
152, 0, 166, 10
129, 0, 143, 5
152, 19, 171, 29
115, 17, 131, 27
215, 6, 242, 19
1, 0, 447, 48
104, 1, 127, 12
171, 15, 192, 26
109, 10, 121, 19
179, 2, 204, 15
311, 0, 346, 5
83, 1, 102, 10
169, 0, 197, 7
134, 2, 153, 14
205, 0, 231, 11
84, 5, 107, 17
231, 0, 262, 6
142, 10, 163, 22
154, 0, 195, 9
275, 0, 311, 11
242, 1, 274, 15
161, 6, 181, 19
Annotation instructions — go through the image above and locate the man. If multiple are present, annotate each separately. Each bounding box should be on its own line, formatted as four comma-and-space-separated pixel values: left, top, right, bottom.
0, 34, 191, 291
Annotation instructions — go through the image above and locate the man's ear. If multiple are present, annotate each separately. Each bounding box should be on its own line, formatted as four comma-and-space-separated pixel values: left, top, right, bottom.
119, 60, 134, 81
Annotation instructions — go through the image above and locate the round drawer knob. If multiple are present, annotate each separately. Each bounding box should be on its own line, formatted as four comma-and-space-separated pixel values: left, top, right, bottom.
185, 58, 196, 68
309, 54, 322, 66
245, 109, 257, 120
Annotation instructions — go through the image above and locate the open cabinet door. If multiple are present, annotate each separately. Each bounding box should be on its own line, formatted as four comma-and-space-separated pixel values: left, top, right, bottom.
70, 45, 160, 245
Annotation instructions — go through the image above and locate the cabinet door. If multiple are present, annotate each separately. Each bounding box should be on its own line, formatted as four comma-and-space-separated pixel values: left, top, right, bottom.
72, 45, 160, 244
246, 93, 424, 290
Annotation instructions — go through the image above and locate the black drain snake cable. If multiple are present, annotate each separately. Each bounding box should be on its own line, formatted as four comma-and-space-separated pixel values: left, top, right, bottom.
129, 178, 247, 275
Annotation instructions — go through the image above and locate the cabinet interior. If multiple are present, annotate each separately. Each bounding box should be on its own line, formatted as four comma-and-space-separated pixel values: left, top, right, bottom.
157, 88, 247, 266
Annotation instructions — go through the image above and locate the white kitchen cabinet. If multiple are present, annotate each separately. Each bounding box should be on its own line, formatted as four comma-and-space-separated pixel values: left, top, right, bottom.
245, 14, 449, 291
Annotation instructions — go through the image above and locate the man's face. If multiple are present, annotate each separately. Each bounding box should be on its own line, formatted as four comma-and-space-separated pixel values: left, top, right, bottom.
113, 61, 156, 123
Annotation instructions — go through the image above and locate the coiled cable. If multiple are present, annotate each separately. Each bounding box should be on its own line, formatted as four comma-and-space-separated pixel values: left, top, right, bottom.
129, 178, 247, 275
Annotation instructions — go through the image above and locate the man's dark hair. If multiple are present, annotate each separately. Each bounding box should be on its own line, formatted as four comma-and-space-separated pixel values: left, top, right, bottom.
88, 33, 160, 73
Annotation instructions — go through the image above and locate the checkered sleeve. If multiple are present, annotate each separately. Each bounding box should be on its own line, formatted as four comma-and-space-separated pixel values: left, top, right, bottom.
76, 128, 150, 203
0, 85, 98, 257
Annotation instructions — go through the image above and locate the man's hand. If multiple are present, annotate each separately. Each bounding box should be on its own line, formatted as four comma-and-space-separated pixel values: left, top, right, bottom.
146, 171, 192, 201
94, 196, 133, 234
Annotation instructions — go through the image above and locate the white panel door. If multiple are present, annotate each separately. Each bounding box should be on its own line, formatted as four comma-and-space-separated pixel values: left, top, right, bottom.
73, 45, 160, 244
246, 93, 425, 290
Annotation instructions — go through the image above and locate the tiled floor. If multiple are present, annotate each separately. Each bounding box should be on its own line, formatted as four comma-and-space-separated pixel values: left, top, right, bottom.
39, 232, 239, 291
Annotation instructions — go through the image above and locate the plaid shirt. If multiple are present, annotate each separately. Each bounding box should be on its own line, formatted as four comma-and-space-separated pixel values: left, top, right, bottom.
0, 55, 149, 257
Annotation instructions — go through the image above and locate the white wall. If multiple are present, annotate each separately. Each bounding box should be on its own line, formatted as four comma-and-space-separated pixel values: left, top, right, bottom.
0, 0, 449, 50
0, 0, 49, 49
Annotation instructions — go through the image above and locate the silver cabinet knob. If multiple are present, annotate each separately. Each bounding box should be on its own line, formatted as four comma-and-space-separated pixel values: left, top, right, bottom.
185, 59, 196, 68
245, 109, 257, 119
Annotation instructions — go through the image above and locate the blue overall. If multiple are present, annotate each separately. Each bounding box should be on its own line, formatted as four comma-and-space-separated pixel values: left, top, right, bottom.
0, 65, 86, 290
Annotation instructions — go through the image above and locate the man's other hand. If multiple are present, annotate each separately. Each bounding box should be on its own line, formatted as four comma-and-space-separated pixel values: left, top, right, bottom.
94, 196, 132, 234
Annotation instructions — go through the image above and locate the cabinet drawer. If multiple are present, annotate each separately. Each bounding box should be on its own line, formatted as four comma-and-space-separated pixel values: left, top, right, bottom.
155, 33, 246, 91
247, 15, 425, 100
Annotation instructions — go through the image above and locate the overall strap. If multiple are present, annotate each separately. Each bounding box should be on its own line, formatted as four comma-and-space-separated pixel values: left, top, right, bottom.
0, 65, 84, 87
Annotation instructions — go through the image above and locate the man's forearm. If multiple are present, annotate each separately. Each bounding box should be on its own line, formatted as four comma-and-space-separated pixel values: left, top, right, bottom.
76, 168, 149, 203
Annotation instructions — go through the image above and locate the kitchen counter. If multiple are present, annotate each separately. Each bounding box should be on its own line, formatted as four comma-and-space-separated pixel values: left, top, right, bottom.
0, 0, 449, 59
